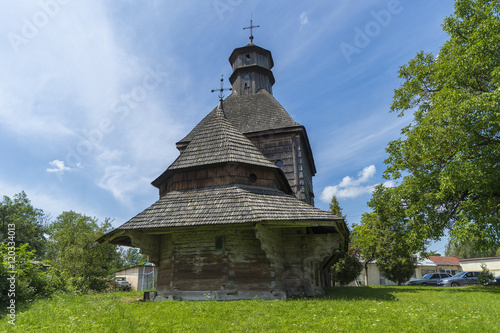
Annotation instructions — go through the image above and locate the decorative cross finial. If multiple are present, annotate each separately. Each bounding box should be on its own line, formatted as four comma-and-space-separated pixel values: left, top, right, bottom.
211, 75, 232, 102
243, 13, 259, 43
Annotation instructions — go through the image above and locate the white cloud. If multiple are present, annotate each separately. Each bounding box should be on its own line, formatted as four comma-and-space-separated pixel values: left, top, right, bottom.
46, 160, 71, 174
320, 165, 395, 202
299, 12, 309, 27
97, 164, 151, 206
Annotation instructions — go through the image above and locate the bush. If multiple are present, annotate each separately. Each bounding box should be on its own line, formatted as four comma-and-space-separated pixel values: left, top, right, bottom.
0, 243, 66, 308
67, 276, 109, 294
331, 250, 363, 286
478, 263, 494, 285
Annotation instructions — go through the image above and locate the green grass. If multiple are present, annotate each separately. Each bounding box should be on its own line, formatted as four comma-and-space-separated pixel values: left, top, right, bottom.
1, 286, 499, 332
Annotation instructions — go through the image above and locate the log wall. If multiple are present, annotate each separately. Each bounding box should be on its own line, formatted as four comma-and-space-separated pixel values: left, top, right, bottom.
159, 164, 279, 197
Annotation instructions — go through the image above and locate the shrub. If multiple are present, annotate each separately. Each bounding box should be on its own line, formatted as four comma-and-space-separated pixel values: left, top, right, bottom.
478, 263, 494, 285
0, 243, 66, 308
67, 276, 109, 294
331, 250, 363, 286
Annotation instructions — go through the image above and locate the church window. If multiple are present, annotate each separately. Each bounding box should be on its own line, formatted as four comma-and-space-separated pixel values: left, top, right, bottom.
275, 160, 284, 168
245, 53, 251, 63
215, 236, 226, 251
248, 173, 257, 183
244, 74, 250, 88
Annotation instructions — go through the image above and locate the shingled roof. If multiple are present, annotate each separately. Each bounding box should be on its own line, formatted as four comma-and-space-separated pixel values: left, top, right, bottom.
178, 89, 301, 145
152, 105, 277, 187
113, 184, 342, 230
429, 256, 461, 266
169, 106, 276, 170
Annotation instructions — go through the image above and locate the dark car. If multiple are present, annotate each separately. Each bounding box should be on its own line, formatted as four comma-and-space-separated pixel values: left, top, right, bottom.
437, 271, 480, 287
407, 273, 452, 286
485, 276, 500, 286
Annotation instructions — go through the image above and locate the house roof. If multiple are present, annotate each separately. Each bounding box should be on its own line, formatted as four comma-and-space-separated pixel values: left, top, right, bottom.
111, 184, 342, 231
177, 89, 301, 145
429, 256, 461, 266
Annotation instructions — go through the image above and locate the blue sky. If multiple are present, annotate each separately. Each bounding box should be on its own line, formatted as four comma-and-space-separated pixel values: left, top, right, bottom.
1, 0, 455, 253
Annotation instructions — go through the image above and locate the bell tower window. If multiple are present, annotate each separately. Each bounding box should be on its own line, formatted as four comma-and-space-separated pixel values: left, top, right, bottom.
245, 53, 251, 63
244, 74, 250, 88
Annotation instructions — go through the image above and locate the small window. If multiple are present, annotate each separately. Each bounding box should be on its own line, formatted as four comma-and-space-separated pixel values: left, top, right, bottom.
245, 53, 251, 63
275, 160, 284, 168
248, 173, 257, 183
215, 236, 226, 251
244, 74, 250, 88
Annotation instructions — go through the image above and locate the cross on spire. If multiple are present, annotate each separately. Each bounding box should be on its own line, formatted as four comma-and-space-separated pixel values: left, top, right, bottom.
211, 75, 232, 104
243, 14, 260, 43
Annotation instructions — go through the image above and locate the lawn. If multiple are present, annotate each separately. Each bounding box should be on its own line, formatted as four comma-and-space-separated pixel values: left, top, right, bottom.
1, 286, 499, 332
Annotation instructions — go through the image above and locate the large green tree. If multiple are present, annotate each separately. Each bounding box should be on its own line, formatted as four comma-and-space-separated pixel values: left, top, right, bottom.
380, 0, 500, 250
46, 211, 122, 280
0, 192, 47, 257
327, 195, 362, 285
353, 187, 417, 285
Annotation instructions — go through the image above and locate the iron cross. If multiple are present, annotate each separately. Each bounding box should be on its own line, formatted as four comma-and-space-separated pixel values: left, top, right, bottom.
243, 14, 260, 43
211, 75, 232, 101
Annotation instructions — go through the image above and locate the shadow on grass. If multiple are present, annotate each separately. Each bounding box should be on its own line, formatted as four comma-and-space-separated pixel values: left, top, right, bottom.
320, 285, 500, 302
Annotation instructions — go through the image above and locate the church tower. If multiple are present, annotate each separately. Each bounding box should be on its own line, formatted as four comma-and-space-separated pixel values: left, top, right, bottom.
229, 43, 274, 95
177, 25, 317, 205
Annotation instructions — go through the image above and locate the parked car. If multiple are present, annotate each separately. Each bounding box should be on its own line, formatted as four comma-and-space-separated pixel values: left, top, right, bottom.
407, 273, 452, 286
117, 280, 131, 291
485, 276, 500, 286
437, 271, 480, 287
112, 276, 131, 291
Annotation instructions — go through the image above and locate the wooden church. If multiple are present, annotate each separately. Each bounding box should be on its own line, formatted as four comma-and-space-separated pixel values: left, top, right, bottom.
99, 29, 348, 300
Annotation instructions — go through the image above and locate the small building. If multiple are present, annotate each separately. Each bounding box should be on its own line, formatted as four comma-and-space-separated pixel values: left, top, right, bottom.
114, 264, 157, 291
459, 256, 500, 277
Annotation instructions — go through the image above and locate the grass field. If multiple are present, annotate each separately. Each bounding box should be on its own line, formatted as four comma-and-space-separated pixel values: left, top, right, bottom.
1, 286, 499, 332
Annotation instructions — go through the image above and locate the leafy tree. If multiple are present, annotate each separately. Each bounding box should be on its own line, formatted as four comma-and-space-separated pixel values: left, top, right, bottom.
353, 187, 418, 285
379, 0, 500, 251
376, 254, 416, 286
46, 211, 122, 286
122, 248, 147, 267
327, 195, 362, 285
0, 192, 47, 257
445, 237, 500, 258
351, 213, 380, 285
331, 248, 363, 286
